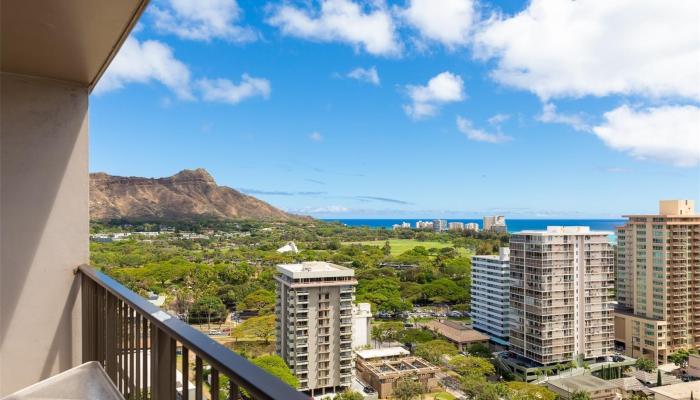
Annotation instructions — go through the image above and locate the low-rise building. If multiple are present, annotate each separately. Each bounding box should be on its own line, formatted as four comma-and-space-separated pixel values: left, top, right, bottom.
355, 347, 439, 399
421, 320, 489, 352
649, 381, 700, 400
546, 375, 622, 400
609, 377, 654, 398
688, 354, 700, 378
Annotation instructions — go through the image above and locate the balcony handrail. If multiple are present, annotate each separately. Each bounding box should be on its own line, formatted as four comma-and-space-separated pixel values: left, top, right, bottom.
77, 265, 308, 400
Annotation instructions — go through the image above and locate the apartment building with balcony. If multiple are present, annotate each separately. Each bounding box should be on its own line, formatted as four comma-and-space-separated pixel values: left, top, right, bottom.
509, 226, 615, 366
1, 1, 309, 398
472, 247, 511, 347
275, 262, 357, 396
614, 200, 700, 364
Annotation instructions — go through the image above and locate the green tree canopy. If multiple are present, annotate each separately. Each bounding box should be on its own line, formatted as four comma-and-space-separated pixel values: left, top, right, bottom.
252, 355, 298, 389
393, 378, 425, 400
505, 382, 557, 400
237, 288, 275, 314
467, 342, 492, 358
233, 314, 275, 343
334, 390, 364, 400
448, 355, 495, 377
635, 357, 655, 372
415, 339, 458, 364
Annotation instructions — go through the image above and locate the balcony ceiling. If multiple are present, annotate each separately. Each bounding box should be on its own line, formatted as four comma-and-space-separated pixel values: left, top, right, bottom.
1, 0, 148, 90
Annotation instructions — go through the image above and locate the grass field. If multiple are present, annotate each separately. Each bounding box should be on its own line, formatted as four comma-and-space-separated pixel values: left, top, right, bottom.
343, 239, 469, 257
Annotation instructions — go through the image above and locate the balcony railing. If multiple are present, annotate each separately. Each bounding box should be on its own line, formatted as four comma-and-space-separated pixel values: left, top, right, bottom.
78, 265, 308, 400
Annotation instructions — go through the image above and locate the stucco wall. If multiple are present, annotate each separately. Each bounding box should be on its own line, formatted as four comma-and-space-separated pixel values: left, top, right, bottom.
0, 73, 89, 395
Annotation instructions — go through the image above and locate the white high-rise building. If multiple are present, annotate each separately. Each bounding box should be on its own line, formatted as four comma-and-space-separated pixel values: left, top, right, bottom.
433, 219, 447, 232
509, 227, 615, 365
275, 262, 357, 395
416, 221, 434, 230
471, 248, 510, 347
448, 222, 465, 231
352, 303, 372, 349
465, 223, 480, 232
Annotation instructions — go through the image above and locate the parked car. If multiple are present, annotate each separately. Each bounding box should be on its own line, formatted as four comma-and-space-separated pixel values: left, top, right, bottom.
208, 329, 223, 336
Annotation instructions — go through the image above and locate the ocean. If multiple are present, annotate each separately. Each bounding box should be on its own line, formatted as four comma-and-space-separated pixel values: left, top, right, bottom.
322, 218, 625, 233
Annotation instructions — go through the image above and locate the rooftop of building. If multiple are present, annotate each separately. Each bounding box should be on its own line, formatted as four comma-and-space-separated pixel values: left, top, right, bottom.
613, 307, 667, 323
359, 355, 439, 377
547, 374, 618, 393
277, 261, 354, 279
608, 377, 653, 395
422, 320, 490, 344
623, 200, 697, 218
356, 347, 410, 360
473, 247, 510, 262
353, 303, 372, 317
649, 380, 700, 400
514, 226, 613, 236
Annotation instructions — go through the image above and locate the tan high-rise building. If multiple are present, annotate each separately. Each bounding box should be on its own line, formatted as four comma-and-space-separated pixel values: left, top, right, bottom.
509, 226, 615, 365
614, 200, 700, 364
484, 215, 507, 233
275, 262, 357, 395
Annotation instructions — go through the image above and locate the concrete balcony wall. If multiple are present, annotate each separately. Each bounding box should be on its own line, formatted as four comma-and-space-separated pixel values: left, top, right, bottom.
0, 73, 89, 395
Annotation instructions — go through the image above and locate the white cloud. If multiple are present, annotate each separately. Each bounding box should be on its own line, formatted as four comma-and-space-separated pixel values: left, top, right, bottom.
95, 37, 193, 99
401, 0, 475, 48
151, 0, 256, 42
266, 0, 400, 56
347, 66, 380, 85
293, 205, 350, 214
309, 131, 323, 141
537, 102, 589, 131
403, 72, 465, 119
457, 116, 512, 143
592, 105, 700, 167
196, 75, 271, 104
474, 0, 700, 101
488, 113, 510, 125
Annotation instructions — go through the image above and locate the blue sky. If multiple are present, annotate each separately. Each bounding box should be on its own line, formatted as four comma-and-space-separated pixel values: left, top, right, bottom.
90, 0, 700, 218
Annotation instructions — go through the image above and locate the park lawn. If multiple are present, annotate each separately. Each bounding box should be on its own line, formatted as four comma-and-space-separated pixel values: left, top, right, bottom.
343, 239, 470, 257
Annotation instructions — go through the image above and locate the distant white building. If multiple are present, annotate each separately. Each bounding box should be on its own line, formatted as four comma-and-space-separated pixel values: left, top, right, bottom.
448, 222, 464, 231
90, 234, 113, 243
483, 216, 507, 233
465, 223, 480, 232
133, 231, 161, 237
415, 221, 433, 230
276, 241, 299, 253
391, 222, 411, 230
432, 219, 447, 232
471, 247, 510, 347
352, 303, 372, 350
